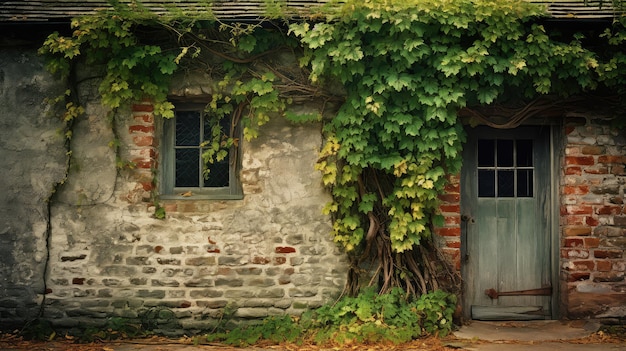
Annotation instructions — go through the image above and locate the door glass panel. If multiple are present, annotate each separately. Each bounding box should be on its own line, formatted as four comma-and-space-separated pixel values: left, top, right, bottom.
517, 169, 533, 197
477, 138, 534, 198
497, 140, 514, 167
517, 139, 533, 167
478, 140, 495, 167
478, 170, 495, 197
498, 170, 515, 197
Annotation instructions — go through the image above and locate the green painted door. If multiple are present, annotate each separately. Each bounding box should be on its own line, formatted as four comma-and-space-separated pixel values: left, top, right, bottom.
461, 126, 553, 320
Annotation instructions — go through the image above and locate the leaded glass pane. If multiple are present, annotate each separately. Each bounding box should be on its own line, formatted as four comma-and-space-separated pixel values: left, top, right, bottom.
176, 111, 200, 146
204, 159, 230, 187
175, 148, 199, 187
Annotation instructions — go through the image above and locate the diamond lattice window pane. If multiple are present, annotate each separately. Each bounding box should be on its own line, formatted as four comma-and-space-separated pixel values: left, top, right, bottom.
175, 148, 200, 187
204, 158, 230, 187
176, 111, 200, 146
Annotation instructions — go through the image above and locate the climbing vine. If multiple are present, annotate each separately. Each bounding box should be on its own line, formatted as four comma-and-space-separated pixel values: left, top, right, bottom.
292, 0, 626, 295
39, 0, 626, 301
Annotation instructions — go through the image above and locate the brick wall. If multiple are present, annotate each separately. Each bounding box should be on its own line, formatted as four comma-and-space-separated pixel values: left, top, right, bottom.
436, 175, 462, 272
560, 118, 626, 320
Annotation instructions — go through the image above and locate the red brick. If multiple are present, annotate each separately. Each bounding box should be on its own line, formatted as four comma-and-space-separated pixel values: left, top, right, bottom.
132, 103, 154, 112
565, 156, 595, 166
596, 260, 612, 272
563, 226, 592, 236
133, 160, 153, 169
129, 125, 155, 134
565, 205, 593, 215
565, 167, 582, 175
439, 204, 460, 213
585, 216, 599, 226
435, 227, 461, 237
563, 185, 589, 195
594, 250, 623, 259
133, 136, 154, 147
565, 126, 576, 135
584, 237, 600, 248
72, 278, 85, 285
134, 113, 154, 123
596, 205, 622, 215
598, 155, 626, 164
438, 194, 460, 203
564, 238, 584, 247
444, 183, 460, 193
446, 240, 461, 248
275, 246, 296, 254
565, 216, 584, 225
567, 272, 590, 282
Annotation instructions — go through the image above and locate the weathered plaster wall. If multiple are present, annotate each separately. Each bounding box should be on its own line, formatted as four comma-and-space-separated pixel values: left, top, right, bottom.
0, 46, 67, 327
39, 63, 348, 332
560, 116, 626, 321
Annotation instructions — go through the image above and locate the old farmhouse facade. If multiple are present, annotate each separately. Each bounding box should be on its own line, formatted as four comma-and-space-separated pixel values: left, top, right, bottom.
0, 0, 624, 333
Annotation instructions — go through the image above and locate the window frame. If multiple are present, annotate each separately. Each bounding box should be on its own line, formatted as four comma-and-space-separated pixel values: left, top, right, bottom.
160, 102, 243, 200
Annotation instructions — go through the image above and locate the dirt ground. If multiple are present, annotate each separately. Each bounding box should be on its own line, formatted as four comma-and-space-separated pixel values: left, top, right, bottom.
1, 331, 625, 351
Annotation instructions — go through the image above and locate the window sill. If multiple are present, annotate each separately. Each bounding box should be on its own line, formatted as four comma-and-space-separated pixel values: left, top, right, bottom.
160, 194, 244, 201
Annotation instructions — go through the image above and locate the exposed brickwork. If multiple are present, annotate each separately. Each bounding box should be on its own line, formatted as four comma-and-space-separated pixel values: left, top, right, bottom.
560, 118, 626, 319
435, 174, 461, 271
127, 101, 158, 202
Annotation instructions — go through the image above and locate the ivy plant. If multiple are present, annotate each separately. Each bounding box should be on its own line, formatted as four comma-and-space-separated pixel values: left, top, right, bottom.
291, 0, 626, 294
39, 0, 626, 305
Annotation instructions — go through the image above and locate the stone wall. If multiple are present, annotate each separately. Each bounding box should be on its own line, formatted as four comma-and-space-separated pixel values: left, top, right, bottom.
560, 116, 626, 321
41, 70, 348, 333
1, 36, 625, 333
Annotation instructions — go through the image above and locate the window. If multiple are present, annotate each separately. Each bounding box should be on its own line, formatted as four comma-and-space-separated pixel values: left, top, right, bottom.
477, 138, 533, 198
161, 103, 242, 199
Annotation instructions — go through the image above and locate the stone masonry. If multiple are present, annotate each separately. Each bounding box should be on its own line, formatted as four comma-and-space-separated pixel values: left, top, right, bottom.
39, 64, 348, 333
1, 34, 625, 333
560, 117, 626, 321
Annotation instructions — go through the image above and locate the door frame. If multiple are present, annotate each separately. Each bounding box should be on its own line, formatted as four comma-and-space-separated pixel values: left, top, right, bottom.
460, 123, 562, 320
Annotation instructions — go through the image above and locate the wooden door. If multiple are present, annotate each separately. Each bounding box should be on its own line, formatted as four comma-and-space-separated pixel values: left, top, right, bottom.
461, 126, 553, 320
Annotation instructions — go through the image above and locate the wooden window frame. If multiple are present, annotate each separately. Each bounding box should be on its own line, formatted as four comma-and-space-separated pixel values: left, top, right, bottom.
160, 102, 243, 200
